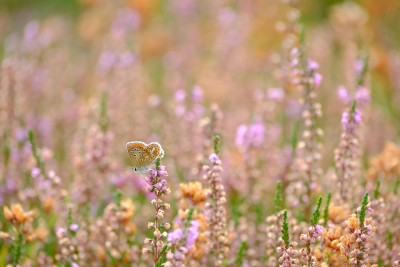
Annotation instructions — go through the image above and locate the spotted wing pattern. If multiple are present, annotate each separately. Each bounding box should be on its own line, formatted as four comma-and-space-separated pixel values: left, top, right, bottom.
126, 141, 164, 174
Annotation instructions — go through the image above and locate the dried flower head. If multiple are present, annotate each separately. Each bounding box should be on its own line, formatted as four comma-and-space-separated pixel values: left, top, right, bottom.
368, 142, 400, 181
3, 204, 35, 225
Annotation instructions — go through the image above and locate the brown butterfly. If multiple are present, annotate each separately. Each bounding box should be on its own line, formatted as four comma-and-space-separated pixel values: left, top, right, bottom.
126, 141, 164, 174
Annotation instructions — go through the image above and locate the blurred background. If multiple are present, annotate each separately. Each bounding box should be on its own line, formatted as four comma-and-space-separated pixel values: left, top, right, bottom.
1, 0, 400, 183
1, 1, 400, 265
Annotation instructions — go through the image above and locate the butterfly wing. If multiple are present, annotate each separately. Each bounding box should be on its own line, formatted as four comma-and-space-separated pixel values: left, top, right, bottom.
126, 141, 147, 168
147, 142, 165, 160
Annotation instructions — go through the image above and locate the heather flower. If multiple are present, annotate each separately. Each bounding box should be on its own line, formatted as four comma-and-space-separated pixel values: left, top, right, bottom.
286, 37, 324, 217
143, 162, 171, 264
111, 8, 140, 39
235, 125, 248, 147
235, 121, 265, 150
97, 50, 118, 72
175, 89, 186, 102
0, 1, 397, 266
278, 211, 300, 267
186, 220, 200, 248
337, 86, 351, 103
267, 87, 285, 101
203, 153, 228, 266
192, 86, 203, 102
355, 86, 370, 105
313, 72, 323, 86
168, 228, 184, 243
341, 109, 362, 131
308, 59, 319, 71
69, 224, 79, 232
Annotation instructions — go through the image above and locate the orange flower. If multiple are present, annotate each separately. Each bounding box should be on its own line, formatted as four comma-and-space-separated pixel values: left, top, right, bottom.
180, 182, 207, 206
120, 199, 135, 225
3, 204, 34, 224
368, 142, 400, 181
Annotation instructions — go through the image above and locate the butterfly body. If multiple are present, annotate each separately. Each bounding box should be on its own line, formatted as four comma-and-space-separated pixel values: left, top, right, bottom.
126, 141, 164, 174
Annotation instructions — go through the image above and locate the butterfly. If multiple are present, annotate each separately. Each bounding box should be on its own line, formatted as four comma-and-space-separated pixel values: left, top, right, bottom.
126, 141, 164, 175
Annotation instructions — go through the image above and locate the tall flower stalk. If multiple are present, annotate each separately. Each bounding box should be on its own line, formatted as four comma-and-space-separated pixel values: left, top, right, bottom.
277, 210, 300, 267
300, 196, 323, 267
338, 193, 377, 266
204, 153, 228, 266
334, 55, 369, 204
288, 31, 323, 217
142, 159, 171, 265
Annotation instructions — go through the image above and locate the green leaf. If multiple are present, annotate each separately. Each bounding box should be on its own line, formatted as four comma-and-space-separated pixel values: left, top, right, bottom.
310, 196, 323, 226
274, 182, 284, 213
213, 133, 222, 154
155, 158, 161, 169
99, 91, 109, 132
323, 193, 331, 227
159, 245, 169, 256
373, 180, 381, 199
113, 190, 123, 206
11, 231, 24, 265
234, 241, 247, 266
28, 130, 45, 175
359, 192, 369, 226
281, 210, 290, 249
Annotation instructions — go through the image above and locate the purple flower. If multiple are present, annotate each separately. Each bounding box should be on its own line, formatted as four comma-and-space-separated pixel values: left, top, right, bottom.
71, 263, 79, 267
235, 125, 248, 147
192, 86, 203, 102
290, 58, 299, 67
337, 86, 351, 104
353, 109, 362, 124
355, 86, 370, 106
235, 122, 265, 149
172, 0, 196, 17
175, 90, 186, 102
69, 224, 79, 232
98, 50, 117, 72
15, 128, 28, 142
111, 9, 140, 39
109, 174, 128, 187
148, 169, 158, 179
155, 182, 164, 191
290, 47, 299, 56
341, 112, 350, 129
56, 227, 66, 238
315, 225, 323, 235
218, 8, 236, 26
23, 20, 39, 44
354, 59, 364, 74
118, 52, 136, 67
168, 228, 183, 244
31, 168, 41, 178
248, 122, 265, 146
209, 153, 219, 164
313, 72, 322, 86
267, 87, 284, 101
186, 220, 199, 248
308, 59, 319, 71
157, 166, 168, 177
341, 109, 362, 131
